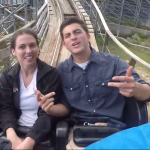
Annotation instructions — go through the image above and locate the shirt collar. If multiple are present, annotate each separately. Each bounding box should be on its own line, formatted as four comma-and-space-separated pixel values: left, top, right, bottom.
67, 47, 100, 72
7, 58, 53, 81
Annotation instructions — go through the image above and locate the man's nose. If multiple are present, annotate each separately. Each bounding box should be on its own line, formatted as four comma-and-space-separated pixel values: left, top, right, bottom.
71, 34, 77, 40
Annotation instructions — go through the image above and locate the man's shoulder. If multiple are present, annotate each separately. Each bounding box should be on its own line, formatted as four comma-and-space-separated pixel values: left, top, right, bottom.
57, 51, 120, 71
57, 59, 69, 71
96, 51, 119, 59
94, 51, 120, 64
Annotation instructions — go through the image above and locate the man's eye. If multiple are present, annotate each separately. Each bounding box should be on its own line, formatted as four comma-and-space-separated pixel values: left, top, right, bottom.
75, 30, 81, 34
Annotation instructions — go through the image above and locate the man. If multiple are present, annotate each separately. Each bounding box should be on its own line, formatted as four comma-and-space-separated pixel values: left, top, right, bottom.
36, 17, 150, 129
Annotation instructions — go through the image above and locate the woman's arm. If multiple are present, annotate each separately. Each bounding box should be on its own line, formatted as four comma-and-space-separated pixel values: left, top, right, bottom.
26, 68, 64, 144
6, 128, 23, 149
36, 90, 69, 116
0, 71, 22, 149
0, 70, 18, 133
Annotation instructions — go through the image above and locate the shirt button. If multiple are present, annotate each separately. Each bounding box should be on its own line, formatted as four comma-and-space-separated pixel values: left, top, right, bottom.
102, 83, 105, 86
70, 88, 73, 90
88, 100, 90, 102
93, 110, 96, 112
86, 85, 88, 88
84, 71, 86, 73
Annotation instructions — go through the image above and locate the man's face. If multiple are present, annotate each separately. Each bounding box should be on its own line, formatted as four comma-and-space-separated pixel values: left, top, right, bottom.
62, 23, 90, 55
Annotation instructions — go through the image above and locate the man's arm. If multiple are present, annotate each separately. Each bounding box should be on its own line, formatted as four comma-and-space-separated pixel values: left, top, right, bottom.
108, 70, 150, 101
108, 59, 150, 101
134, 82, 150, 100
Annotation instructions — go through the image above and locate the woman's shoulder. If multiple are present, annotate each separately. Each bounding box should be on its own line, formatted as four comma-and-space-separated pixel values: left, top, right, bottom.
0, 67, 13, 86
37, 59, 60, 76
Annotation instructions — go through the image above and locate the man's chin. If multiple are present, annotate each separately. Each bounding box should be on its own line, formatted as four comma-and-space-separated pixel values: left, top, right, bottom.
72, 49, 84, 55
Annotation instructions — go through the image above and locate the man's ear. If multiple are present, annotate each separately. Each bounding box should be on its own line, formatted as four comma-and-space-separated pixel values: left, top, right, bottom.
11, 49, 16, 56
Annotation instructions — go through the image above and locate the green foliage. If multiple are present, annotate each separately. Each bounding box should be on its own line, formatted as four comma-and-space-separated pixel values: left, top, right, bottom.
126, 33, 150, 47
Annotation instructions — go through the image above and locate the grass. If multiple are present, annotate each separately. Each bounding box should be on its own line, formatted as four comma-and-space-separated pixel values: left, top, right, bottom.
127, 36, 150, 47
96, 36, 150, 83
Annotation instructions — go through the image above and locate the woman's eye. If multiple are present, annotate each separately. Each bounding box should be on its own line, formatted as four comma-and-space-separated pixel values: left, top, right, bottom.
30, 44, 36, 48
19, 45, 25, 49
64, 35, 70, 39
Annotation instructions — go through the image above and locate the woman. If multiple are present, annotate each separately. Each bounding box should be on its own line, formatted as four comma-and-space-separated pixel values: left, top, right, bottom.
0, 28, 61, 149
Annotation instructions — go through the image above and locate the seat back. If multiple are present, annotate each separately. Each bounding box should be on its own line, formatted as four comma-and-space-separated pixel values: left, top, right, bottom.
123, 97, 148, 128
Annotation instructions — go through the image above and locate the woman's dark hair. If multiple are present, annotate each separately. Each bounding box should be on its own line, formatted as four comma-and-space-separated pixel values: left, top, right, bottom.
60, 17, 89, 40
10, 28, 39, 49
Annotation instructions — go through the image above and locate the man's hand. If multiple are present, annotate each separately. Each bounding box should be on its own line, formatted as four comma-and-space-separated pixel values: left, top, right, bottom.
108, 66, 136, 97
35, 90, 55, 114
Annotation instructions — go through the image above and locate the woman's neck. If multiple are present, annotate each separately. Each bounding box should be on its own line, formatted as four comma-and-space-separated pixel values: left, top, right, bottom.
20, 63, 37, 77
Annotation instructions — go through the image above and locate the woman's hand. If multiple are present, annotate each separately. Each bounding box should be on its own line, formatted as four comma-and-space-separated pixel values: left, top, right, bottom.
15, 142, 32, 150
6, 128, 23, 149
35, 90, 55, 114
15, 137, 35, 150
11, 137, 23, 150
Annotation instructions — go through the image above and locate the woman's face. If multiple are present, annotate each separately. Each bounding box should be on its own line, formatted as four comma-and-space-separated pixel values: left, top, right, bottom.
12, 33, 39, 67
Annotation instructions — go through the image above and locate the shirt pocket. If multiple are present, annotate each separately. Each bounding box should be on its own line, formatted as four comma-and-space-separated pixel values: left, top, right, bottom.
63, 83, 81, 104
94, 80, 112, 97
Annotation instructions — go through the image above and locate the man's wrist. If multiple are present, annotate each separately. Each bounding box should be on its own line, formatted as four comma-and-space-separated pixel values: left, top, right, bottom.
133, 82, 150, 100
133, 82, 138, 96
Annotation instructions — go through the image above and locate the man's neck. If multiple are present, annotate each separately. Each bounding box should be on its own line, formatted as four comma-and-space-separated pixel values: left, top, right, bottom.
73, 48, 91, 64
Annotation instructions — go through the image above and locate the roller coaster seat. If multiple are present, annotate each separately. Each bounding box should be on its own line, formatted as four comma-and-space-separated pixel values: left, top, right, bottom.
0, 120, 69, 150
56, 97, 148, 150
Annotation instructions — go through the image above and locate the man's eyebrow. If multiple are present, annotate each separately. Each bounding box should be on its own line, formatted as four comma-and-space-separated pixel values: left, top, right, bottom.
73, 29, 81, 32
64, 29, 82, 36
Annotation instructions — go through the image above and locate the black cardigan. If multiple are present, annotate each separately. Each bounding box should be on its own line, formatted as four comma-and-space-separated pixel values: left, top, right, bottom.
0, 59, 62, 144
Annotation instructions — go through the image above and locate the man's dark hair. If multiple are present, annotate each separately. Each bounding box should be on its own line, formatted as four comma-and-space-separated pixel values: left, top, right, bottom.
10, 28, 39, 49
60, 17, 89, 40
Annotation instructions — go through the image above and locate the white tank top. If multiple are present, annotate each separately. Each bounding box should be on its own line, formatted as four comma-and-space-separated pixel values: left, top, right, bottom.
18, 68, 39, 127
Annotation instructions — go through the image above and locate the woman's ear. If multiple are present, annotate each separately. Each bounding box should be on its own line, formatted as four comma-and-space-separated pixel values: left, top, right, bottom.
87, 33, 90, 40
38, 48, 41, 57
11, 49, 16, 56
63, 41, 65, 46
